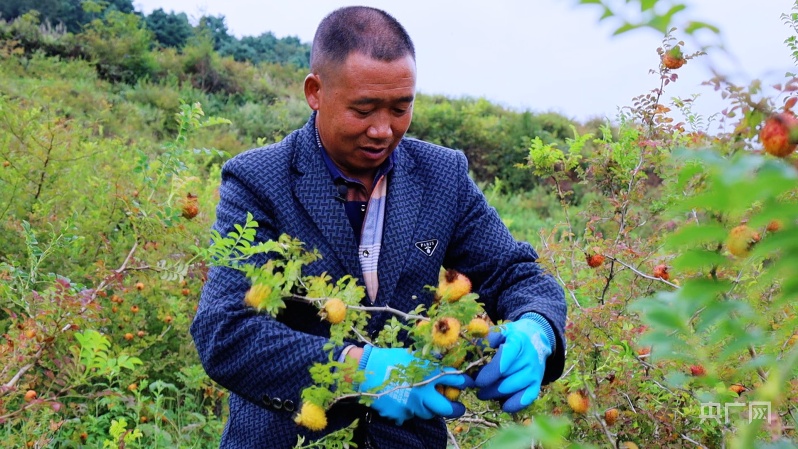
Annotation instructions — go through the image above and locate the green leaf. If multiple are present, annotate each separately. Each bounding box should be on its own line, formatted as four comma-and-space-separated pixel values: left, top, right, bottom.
640, 0, 657, 12
684, 20, 720, 34
646, 307, 686, 332
613, 22, 642, 35
665, 224, 728, 248
671, 249, 728, 271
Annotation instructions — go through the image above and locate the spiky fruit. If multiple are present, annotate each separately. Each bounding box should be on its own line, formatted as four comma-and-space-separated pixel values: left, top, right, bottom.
604, 408, 619, 426
689, 364, 706, 376
436, 384, 462, 401
760, 112, 798, 157
727, 225, 761, 257
432, 317, 461, 348
181, 193, 199, 219
24, 390, 37, 402
767, 219, 784, 232
567, 391, 589, 414
322, 298, 347, 324
466, 318, 490, 337
586, 253, 605, 268
662, 46, 685, 69
294, 402, 327, 431
653, 264, 669, 281
730, 384, 747, 395
436, 269, 472, 302
244, 283, 272, 309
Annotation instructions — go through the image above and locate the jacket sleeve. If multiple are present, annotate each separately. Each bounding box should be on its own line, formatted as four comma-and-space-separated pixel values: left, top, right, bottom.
190, 156, 345, 409
444, 152, 567, 384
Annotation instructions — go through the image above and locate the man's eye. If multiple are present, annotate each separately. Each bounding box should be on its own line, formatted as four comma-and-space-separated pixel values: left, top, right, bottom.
353, 109, 371, 116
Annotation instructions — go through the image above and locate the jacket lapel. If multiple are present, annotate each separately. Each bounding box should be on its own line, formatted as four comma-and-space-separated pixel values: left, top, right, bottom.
377, 142, 422, 306
292, 121, 362, 280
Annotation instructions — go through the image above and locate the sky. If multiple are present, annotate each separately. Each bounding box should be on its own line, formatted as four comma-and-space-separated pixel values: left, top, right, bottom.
133, 0, 796, 128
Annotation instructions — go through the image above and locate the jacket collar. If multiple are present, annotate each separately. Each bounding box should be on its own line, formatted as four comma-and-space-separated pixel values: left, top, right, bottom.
292, 113, 422, 306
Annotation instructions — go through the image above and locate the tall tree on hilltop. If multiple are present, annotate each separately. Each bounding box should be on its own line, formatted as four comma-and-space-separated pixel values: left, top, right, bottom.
144, 8, 192, 49
0, 0, 134, 32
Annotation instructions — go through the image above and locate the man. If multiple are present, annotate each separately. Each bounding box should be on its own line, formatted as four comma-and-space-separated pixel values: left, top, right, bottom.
191, 6, 566, 448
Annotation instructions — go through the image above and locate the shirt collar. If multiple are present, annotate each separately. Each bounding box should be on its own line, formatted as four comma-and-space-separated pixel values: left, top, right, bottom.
313, 113, 395, 188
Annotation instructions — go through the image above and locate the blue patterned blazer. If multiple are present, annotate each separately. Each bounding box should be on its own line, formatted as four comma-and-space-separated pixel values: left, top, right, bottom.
191, 114, 567, 448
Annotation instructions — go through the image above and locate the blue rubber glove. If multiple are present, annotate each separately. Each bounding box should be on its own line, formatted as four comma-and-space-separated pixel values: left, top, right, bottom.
475, 313, 554, 413
358, 346, 474, 425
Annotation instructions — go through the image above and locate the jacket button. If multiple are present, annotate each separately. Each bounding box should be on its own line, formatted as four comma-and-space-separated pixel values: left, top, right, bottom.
272, 398, 283, 410
284, 400, 295, 412
261, 395, 272, 407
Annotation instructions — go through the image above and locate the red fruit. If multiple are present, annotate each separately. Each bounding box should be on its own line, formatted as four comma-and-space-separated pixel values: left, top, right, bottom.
586, 253, 605, 268
124, 333, 134, 341
135, 282, 145, 291
181, 288, 191, 296
662, 46, 685, 69
730, 384, 747, 395
130, 305, 140, 313
689, 364, 706, 376
182, 193, 199, 219
653, 264, 669, 281
760, 112, 798, 157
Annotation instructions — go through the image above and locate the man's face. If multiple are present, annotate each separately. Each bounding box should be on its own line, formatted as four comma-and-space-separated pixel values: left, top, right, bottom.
305, 52, 416, 185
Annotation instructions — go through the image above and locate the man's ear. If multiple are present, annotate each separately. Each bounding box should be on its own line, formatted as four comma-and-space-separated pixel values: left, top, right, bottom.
304, 74, 321, 111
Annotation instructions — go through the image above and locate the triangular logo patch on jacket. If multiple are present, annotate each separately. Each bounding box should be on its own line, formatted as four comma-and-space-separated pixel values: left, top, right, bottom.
415, 239, 438, 256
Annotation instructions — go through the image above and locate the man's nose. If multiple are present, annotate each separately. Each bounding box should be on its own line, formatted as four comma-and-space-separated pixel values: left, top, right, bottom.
366, 113, 393, 140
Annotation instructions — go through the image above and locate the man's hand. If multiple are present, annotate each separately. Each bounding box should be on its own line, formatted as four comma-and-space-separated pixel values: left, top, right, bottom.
474, 313, 554, 413
358, 346, 473, 425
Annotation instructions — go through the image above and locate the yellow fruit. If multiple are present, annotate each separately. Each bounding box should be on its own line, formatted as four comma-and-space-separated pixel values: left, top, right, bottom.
726, 225, 761, 257
436, 384, 461, 401
436, 269, 472, 302
466, 318, 490, 337
322, 298, 347, 324
619, 443, 639, 449
788, 334, 798, 346
244, 283, 272, 309
566, 391, 589, 414
294, 402, 327, 431
431, 317, 461, 348
124, 333, 134, 341
604, 408, 619, 425
128, 383, 138, 392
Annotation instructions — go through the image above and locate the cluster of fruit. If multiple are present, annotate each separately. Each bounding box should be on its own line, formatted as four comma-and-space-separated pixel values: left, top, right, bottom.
248, 268, 492, 432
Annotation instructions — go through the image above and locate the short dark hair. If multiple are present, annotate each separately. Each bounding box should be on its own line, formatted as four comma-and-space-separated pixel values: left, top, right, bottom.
310, 6, 415, 74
